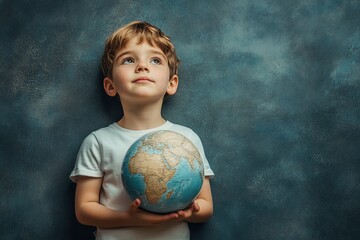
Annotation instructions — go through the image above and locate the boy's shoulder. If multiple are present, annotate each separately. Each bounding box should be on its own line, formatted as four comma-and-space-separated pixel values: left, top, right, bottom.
168, 122, 194, 133
83, 123, 118, 143
167, 122, 200, 140
91, 122, 117, 135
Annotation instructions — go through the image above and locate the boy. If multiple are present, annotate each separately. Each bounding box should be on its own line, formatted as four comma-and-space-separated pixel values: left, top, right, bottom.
70, 21, 214, 240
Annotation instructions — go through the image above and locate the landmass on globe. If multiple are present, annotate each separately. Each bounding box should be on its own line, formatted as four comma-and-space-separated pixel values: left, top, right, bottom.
128, 131, 203, 203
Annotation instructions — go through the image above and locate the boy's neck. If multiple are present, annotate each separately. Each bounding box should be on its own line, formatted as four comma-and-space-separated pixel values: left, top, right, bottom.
117, 102, 166, 130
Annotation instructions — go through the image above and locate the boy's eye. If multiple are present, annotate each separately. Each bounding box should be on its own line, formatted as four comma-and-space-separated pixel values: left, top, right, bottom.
122, 58, 134, 64
150, 58, 161, 65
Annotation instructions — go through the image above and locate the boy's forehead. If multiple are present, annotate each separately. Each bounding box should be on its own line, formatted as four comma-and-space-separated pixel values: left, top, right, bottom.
116, 38, 166, 57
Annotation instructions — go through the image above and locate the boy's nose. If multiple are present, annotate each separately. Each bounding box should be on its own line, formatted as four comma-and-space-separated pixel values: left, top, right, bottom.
135, 61, 149, 72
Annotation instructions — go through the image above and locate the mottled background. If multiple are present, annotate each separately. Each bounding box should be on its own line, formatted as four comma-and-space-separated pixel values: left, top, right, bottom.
1, 0, 360, 239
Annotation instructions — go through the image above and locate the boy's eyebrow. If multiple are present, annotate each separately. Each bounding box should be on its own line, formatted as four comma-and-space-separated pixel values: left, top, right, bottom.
114, 51, 131, 63
115, 49, 167, 63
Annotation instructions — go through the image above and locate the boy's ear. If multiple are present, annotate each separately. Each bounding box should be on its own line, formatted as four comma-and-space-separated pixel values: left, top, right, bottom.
103, 77, 117, 97
167, 75, 178, 95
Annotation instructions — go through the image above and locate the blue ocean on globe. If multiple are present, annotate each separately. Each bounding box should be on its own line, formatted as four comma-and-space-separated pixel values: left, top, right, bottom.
121, 130, 204, 214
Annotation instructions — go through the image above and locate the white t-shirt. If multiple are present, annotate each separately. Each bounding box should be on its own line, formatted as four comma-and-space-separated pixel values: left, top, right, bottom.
70, 121, 214, 240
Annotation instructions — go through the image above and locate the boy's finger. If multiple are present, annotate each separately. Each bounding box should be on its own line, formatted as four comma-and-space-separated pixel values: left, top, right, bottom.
192, 202, 200, 212
130, 198, 141, 211
160, 212, 179, 222
177, 210, 186, 218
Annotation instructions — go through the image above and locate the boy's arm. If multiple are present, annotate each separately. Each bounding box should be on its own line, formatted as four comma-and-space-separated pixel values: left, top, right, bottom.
177, 177, 213, 223
75, 176, 179, 229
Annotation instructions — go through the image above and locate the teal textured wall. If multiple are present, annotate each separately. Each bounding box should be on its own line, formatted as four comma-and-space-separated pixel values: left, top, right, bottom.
1, 0, 360, 239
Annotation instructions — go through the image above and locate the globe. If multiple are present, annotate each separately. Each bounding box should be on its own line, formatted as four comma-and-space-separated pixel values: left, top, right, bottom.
121, 130, 204, 214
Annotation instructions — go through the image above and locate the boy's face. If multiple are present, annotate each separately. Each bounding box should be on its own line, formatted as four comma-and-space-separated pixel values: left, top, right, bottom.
104, 37, 178, 104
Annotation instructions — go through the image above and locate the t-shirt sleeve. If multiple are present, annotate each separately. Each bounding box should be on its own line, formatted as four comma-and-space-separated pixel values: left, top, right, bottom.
69, 133, 104, 183
189, 131, 215, 178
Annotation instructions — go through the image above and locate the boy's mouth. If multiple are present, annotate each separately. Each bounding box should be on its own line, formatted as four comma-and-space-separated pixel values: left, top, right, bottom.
133, 77, 154, 83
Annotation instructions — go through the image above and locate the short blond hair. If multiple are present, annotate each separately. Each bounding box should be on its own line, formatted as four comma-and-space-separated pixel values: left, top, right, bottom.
101, 21, 180, 79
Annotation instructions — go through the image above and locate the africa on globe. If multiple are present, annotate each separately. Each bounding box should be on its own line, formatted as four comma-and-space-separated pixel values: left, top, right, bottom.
121, 130, 204, 214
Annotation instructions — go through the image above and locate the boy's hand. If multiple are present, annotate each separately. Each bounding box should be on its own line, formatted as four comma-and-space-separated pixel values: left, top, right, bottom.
176, 201, 200, 221
128, 199, 180, 227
